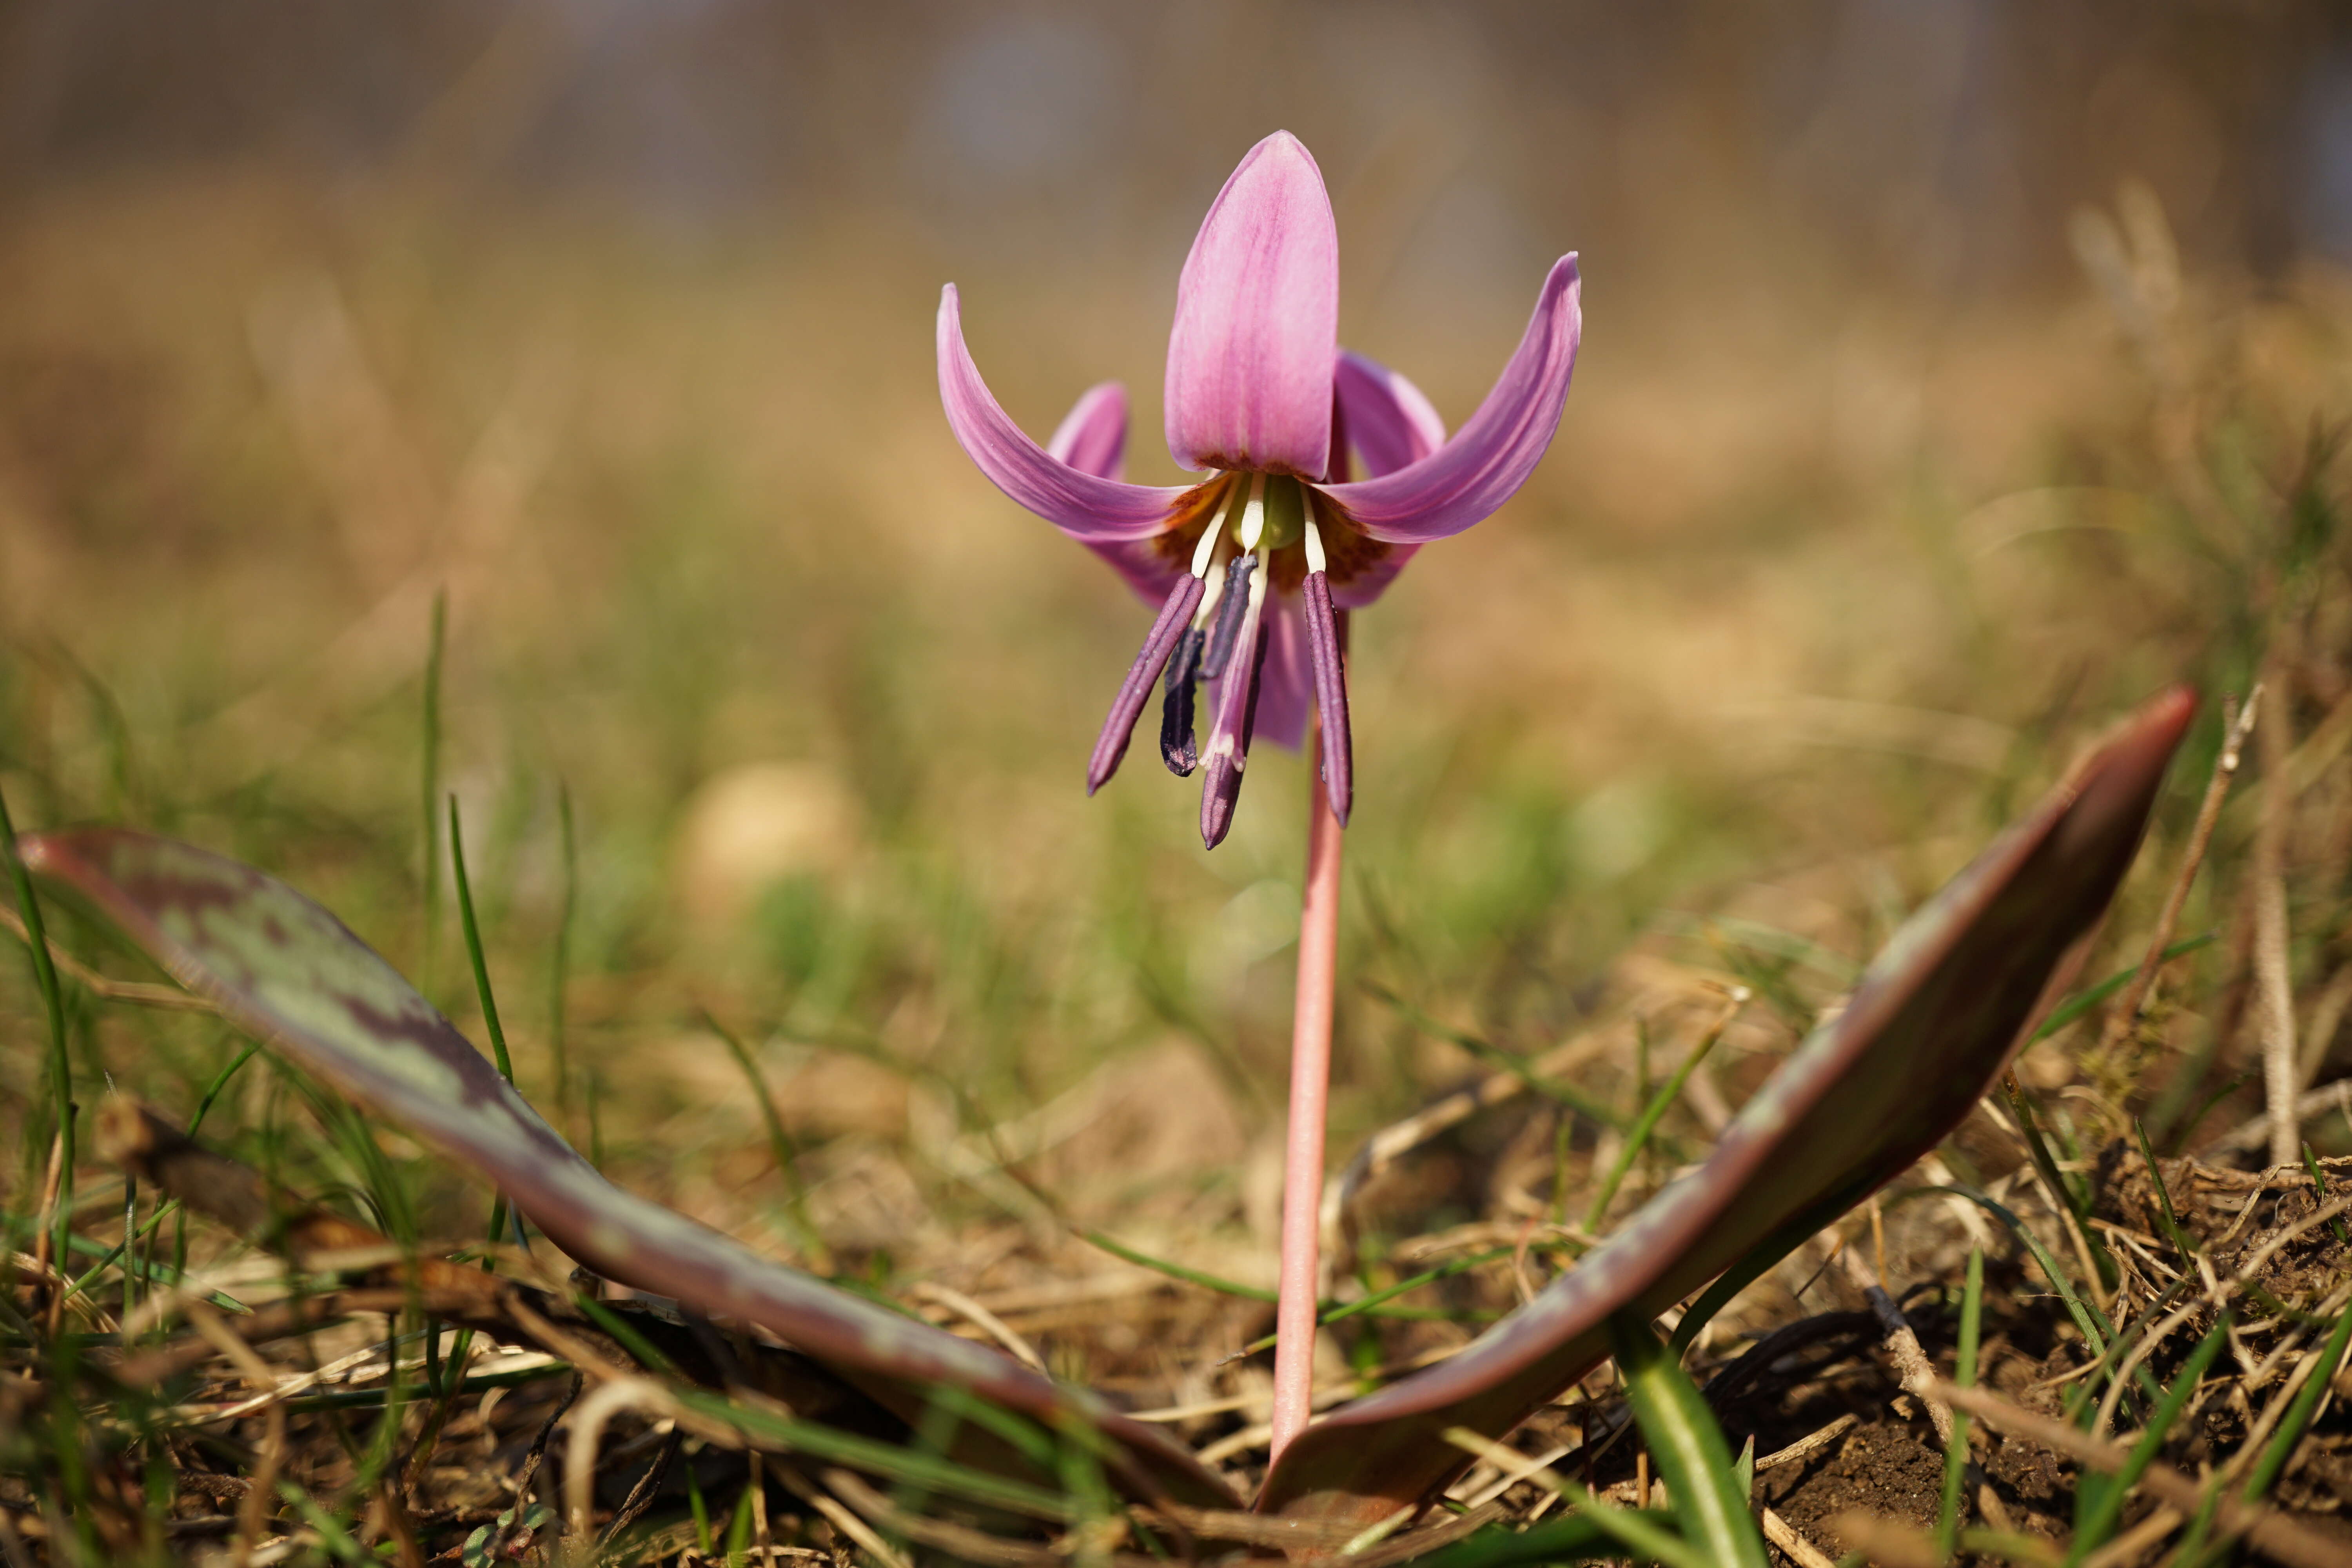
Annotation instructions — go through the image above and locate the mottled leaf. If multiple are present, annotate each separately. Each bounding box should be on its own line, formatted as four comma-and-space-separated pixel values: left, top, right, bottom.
17, 827, 1234, 1509
1256, 687, 2195, 1530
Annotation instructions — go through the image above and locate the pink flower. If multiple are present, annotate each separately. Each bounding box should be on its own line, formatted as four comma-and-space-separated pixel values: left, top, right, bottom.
939, 131, 1581, 847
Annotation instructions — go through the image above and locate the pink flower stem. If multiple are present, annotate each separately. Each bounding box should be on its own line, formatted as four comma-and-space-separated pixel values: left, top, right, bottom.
1269, 706, 1345, 1461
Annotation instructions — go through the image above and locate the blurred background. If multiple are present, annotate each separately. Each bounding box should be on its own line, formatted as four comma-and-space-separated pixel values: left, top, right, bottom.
4, 1, 2350, 1284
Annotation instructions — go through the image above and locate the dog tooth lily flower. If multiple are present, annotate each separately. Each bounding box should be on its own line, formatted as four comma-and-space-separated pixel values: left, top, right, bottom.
939, 131, 1581, 848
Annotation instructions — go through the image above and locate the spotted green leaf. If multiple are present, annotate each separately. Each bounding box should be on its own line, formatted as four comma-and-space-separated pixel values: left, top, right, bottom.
18, 827, 1233, 1509
1256, 687, 2195, 1529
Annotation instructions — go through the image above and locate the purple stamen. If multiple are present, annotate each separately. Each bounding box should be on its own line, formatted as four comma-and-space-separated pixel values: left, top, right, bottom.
1199, 606, 1270, 849
1301, 572, 1352, 825
1086, 573, 1207, 795
1160, 627, 1204, 776
1198, 554, 1257, 681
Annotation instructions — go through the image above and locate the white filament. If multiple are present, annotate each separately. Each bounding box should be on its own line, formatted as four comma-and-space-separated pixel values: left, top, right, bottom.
1194, 557, 1229, 624
1235, 473, 1268, 552
1301, 493, 1328, 575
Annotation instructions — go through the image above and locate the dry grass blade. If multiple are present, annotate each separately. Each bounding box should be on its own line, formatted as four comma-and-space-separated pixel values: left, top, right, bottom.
0, 902, 219, 1011
2255, 665, 2301, 1169
561, 1376, 659, 1546
187, 1301, 290, 1568
2203, 1079, 2352, 1156
907, 1279, 1050, 1372
774, 1463, 913, 1568
2090, 687, 2255, 1065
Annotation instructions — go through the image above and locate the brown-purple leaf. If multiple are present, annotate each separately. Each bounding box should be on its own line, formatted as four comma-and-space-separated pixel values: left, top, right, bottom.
1254, 686, 2195, 1530
18, 826, 1234, 1509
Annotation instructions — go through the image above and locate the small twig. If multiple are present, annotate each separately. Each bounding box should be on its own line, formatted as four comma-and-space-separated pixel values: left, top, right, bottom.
1929, 1379, 2344, 1568
1754, 1413, 1860, 1473
504, 1370, 581, 1551
749, 1452, 774, 1566
598, 1425, 681, 1547
1840, 1243, 1953, 1445
1759, 1506, 1839, 1568
2092, 689, 2254, 1063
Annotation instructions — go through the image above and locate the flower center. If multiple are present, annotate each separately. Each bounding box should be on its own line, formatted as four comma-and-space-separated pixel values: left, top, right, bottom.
1150, 470, 1385, 591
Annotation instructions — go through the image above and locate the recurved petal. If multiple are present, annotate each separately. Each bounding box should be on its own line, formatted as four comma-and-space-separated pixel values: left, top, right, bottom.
1047, 381, 1129, 481
1164, 132, 1339, 479
1335, 351, 1445, 477
1044, 380, 1192, 606
939, 286, 1189, 543
1320, 255, 1581, 544
1322, 351, 1441, 608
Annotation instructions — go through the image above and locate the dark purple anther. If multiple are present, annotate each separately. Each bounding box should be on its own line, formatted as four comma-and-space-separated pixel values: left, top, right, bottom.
1087, 573, 1207, 795
1301, 572, 1352, 825
1198, 554, 1257, 681
1199, 614, 1270, 849
1160, 628, 1204, 776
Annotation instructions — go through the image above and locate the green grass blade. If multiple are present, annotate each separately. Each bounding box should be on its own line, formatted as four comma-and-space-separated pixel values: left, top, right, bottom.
1415, 1509, 1689, 1568
1367, 982, 1632, 1133
1944, 1185, 2148, 1401
2030, 935, 2214, 1042
2301, 1145, 2350, 1247
1586, 1005, 1733, 1233
1610, 1314, 1768, 1568
190, 1039, 261, 1134
549, 781, 576, 1130
2066, 1316, 2229, 1562
2004, 1077, 2112, 1288
446, 797, 512, 1085
2136, 1117, 2197, 1256
1439, 1428, 1710, 1568
1937, 1247, 1983, 1558
448, 795, 519, 1254
2238, 1297, 2352, 1506
670, 1386, 1075, 1521
1082, 1229, 1274, 1301
419, 589, 446, 991
702, 1009, 826, 1269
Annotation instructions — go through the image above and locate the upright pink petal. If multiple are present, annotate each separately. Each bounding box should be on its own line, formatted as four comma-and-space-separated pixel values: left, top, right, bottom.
1321, 256, 1581, 544
1164, 132, 1339, 479
938, 286, 1190, 543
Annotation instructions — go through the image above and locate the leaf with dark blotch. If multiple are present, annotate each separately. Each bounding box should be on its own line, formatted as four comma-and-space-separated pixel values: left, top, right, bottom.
18, 827, 1234, 1510
1255, 686, 2195, 1531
